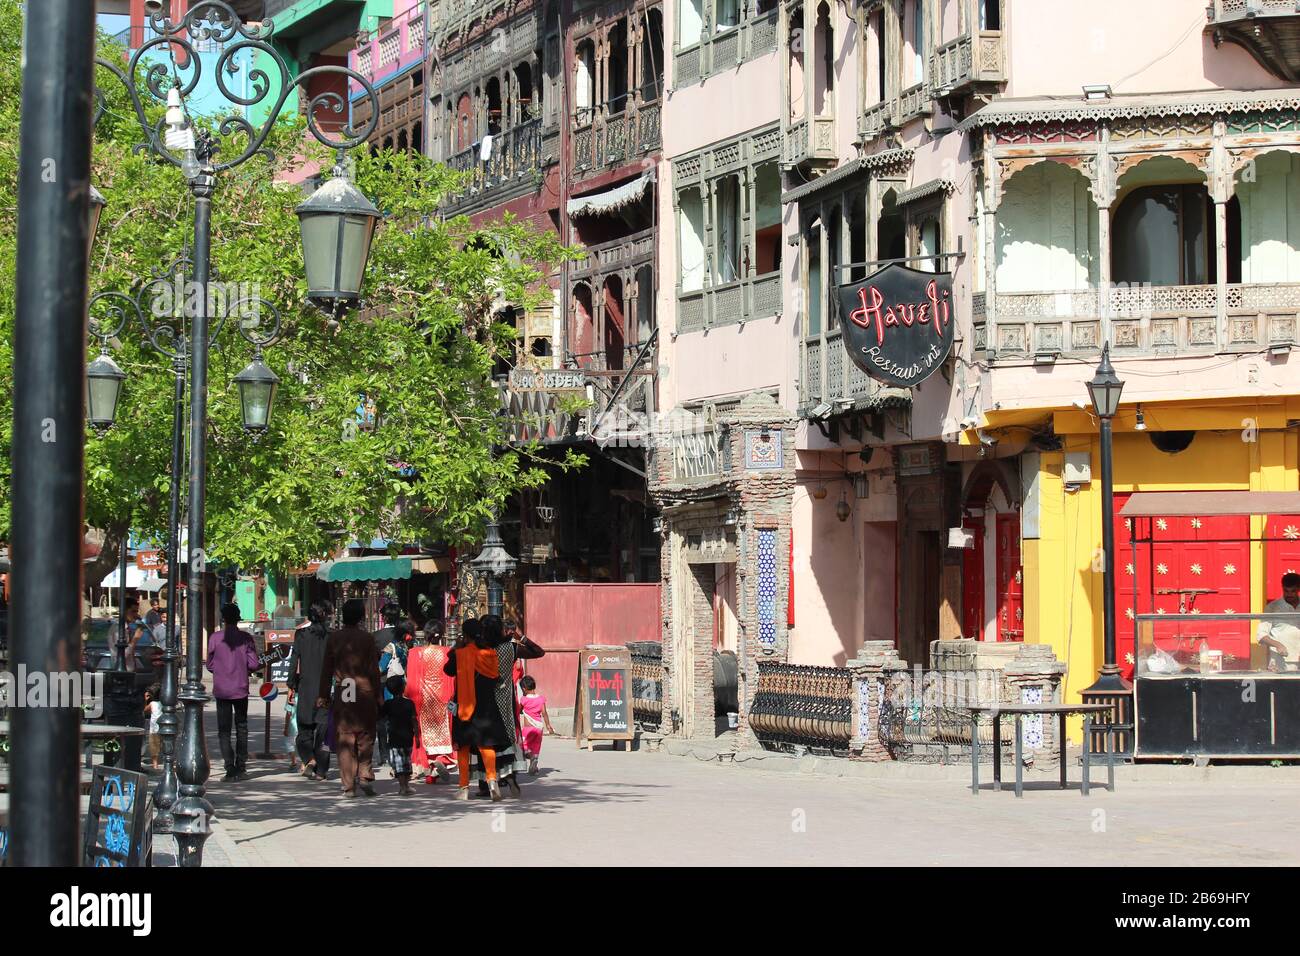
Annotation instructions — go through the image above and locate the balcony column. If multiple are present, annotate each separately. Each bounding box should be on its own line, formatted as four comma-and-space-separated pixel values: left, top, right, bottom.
1209, 122, 1234, 348
1090, 130, 1117, 347
818, 202, 829, 402
630, 13, 643, 106
803, 0, 814, 150
981, 132, 1000, 350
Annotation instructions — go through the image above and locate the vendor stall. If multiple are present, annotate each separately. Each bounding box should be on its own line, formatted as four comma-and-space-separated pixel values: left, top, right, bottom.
1121, 492, 1300, 759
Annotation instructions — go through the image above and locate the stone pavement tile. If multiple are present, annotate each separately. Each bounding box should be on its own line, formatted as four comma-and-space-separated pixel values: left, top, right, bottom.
201, 732, 1300, 867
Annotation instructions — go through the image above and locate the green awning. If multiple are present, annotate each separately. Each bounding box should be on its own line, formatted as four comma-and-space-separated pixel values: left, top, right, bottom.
315, 555, 413, 582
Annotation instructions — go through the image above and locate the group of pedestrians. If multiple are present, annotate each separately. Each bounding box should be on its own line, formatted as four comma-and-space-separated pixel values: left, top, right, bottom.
202, 596, 555, 798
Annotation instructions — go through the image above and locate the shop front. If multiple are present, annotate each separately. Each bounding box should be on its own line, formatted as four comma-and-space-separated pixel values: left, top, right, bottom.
313, 551, 453, 632
1123, 491, 1300, 759
991, 398, 1300, 745
649, 392, 796, 741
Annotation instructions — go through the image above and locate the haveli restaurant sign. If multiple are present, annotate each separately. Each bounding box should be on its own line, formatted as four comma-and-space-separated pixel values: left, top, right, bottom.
836, 264, 954, 388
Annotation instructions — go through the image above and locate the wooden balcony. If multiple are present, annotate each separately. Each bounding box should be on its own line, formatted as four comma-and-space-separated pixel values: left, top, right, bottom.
973, 282, 1300, 359
930, 30, 1006, 96
676, 271, 782, 334
782, 115, 836, 168
571, 94, 662, 176
441, 118, 547, 213
801, 328, 910, 413
856, 83, 930, 143
1209, 0, 1300, 81
672, 10, 778, 88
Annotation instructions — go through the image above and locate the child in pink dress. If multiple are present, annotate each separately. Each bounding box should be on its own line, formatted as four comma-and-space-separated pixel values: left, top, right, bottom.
518, 676, 554, 775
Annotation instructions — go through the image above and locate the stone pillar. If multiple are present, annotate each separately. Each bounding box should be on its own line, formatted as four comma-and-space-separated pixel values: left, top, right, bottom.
1002, 642, 1068, 763
848, 641, 908, 761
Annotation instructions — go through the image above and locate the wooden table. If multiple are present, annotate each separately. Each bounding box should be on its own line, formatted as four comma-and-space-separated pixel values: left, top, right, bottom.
966, 703, 1117, 798
0, 721, 146, 769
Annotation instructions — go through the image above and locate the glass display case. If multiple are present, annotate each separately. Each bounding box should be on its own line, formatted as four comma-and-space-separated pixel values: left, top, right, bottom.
1134, 613, 1300, 759
1135, 612, 1300, 676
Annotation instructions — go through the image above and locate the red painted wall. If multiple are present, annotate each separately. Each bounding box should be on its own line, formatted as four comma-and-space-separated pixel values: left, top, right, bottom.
522, 583, 661, 704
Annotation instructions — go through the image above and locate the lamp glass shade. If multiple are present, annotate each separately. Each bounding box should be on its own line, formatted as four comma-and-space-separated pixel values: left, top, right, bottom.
86, 352, 126, 428
1086, 345, 1124, 419
296, 175, 380, 304
234, 357, 279, 432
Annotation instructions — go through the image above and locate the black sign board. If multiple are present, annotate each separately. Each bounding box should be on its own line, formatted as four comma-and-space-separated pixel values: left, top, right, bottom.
837, 264, 955, 388
573, 645, 634, 748
264, 631, 295, 685
82, 765, 152, 867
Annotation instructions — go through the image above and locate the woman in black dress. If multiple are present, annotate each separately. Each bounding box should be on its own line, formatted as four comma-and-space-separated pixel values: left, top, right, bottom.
443, 617, 512, 800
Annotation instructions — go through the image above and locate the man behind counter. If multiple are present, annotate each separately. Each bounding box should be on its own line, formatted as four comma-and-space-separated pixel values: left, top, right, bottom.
1259, 572, 1300, 672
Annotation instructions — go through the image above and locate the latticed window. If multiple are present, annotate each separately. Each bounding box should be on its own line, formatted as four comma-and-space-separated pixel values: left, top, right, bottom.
379, 31, 401, 67
357, 47, 373, 76
408, 17, 426, 51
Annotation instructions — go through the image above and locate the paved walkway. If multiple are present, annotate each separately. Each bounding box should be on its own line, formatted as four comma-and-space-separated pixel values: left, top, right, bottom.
199, 701, 1300, 866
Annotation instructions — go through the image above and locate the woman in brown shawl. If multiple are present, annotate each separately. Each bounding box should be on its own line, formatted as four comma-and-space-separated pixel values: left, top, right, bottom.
443, 617, 511, 801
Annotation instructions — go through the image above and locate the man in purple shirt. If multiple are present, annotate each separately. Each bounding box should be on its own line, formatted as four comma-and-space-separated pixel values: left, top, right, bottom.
206, 603, 261, 782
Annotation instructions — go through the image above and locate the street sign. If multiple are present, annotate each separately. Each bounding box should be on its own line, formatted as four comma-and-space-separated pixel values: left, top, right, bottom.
573, 645, 634, 749
82, 765, 153, 867
135, 550, 163, 571
508, 367, 587, 392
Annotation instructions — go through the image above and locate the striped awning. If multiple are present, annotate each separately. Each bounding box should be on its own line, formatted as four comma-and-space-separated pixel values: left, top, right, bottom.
315, 555, 413, 582
567, 172, 654, 217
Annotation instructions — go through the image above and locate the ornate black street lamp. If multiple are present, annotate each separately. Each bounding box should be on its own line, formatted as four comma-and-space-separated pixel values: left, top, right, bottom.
468, 516, 518, 619
296, 173, 381, 310
89, 259, 285, 830
85, 351, 126, 430
1081, 343, 1132, 753
92, 1, 379, 865
233, 353, 279, 434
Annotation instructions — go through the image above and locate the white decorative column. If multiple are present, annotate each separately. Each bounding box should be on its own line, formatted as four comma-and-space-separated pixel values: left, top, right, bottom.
1209, 121, 1233, 349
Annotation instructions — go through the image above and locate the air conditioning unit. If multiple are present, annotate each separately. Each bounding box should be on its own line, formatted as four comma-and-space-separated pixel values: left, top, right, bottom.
1063, 452, 1092, 485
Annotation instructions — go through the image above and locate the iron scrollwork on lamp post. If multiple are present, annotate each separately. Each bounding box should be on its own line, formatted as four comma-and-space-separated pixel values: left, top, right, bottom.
93, 1, 380, 865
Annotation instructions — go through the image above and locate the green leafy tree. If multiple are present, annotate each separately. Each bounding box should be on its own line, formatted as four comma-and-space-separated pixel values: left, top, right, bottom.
0, 2, 583, 587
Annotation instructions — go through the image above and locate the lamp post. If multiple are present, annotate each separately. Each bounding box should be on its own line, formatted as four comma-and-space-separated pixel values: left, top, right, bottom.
93, 1, 380, 864
1081, 343, 1132, 754
88, 261, 286, 829
10, 0, 98, 866
468, 516, 518, 619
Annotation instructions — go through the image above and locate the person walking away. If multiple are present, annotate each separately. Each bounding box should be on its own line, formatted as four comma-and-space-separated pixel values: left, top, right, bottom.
483, 615, 544, 797
317, 599, 382, 798
371, 601, 403, 768
404, 620, 455, 784
1259, 572, 1300, 672
382, 675, 417, 795
517, 675, 554, 775
206, 603, 261, 782
443, 619, 509, 801
287, 600, 333, 781
144, 683, 163, 772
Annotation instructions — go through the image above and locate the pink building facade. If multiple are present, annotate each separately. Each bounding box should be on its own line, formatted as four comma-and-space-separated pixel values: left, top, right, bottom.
649, 0, 1300, 741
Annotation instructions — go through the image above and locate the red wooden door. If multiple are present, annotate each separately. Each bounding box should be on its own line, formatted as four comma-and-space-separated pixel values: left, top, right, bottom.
1113, 493, 1252, 678
1265, 515, 1300, 599
996, 513, 1023, 642
961, 516, 984, 640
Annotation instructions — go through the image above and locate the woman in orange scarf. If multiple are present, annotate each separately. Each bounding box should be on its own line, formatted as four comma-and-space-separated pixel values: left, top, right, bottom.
442, 617, 511, 801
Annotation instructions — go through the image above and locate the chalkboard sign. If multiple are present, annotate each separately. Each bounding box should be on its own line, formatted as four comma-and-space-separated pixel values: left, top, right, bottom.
573, 645, 634, 748
82, 765, 152, 867
264, 630, 296, 685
